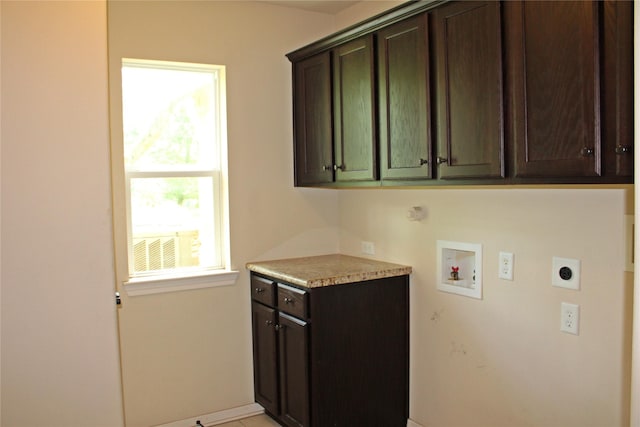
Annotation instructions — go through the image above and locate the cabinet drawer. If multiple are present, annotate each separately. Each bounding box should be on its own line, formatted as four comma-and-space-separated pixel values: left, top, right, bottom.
277, 284, 308, 320
251, 275, 276, 307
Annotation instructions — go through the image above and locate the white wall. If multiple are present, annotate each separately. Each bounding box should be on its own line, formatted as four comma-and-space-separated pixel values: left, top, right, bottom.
1, 2, 124, 426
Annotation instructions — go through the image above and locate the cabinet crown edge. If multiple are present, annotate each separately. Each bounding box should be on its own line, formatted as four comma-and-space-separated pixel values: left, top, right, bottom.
286, 0, 445, 62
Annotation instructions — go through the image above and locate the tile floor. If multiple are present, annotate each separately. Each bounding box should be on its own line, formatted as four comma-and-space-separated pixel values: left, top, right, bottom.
215, 414, 281, 427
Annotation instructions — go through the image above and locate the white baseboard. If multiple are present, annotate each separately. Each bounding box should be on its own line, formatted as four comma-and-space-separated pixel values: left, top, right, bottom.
154, 404, 420, 427
153, 403, 264, 427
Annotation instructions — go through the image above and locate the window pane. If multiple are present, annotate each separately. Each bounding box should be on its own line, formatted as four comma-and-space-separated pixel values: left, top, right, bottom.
121, 59, 227, 279
122, 65, 219, 171
130, 177, 220, 273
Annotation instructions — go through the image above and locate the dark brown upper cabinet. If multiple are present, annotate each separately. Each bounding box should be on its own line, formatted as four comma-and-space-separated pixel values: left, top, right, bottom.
286, 0, 633, 188
377, 13, 432, 181
505, 1, 602, 178
292, 52, 333, 186
433, 1, 505, 180
332, 35, 377, 182
291, 37, 377, 185
505, 0, 634, 183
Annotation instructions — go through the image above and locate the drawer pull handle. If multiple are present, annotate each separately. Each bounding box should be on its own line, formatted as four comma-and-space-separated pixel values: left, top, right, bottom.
283, 297, 293, 304
255, 287, 265, 293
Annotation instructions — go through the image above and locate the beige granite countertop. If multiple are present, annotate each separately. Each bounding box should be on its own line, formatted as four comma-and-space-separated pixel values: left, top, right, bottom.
245, 254, 412, 288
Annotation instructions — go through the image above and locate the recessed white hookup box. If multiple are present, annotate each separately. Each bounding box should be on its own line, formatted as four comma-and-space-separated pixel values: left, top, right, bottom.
437, 240, 483, 299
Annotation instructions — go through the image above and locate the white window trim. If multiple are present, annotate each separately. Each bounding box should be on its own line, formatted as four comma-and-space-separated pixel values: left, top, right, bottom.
112, 58, 235, 295
124, 269, 239, 296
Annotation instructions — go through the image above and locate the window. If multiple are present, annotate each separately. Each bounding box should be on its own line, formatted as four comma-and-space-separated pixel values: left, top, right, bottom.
119, 59, 235, 293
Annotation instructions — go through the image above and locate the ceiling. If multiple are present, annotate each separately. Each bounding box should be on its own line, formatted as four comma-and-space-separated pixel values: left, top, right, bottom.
262, 1, 360, 15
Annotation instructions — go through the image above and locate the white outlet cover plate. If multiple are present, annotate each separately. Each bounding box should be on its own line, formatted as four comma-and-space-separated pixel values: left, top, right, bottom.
498, 251, 514, 280
552, 257, 580, 290
560, 302, 580, 335
361, 241, 375, 255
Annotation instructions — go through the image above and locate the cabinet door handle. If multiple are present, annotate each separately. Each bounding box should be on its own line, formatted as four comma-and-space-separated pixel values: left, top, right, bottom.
255, 287, 265, 293
283, 297, 293, 304
265, 320, 273, 326
419, 158, 429, 165
615, 145, 632, 155
322, 164, 345, 171
275, 324, 286, 331
436, 156, 448, 165
581, 147, 595, 157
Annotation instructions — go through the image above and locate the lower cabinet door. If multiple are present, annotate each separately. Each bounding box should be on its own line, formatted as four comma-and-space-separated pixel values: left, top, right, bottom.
278, 312, 310, 427
251, 302, 279, 416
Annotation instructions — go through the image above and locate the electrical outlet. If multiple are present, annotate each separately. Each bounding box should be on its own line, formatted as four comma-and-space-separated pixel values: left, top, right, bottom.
498, 251, 514, 280
361, 241, 375, 255
560, 302, 580, 335
552, 257, 581, 290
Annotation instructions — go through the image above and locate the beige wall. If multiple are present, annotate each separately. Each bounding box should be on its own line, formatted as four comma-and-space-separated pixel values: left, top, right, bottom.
1, 1, 635, 427
632, 3, 640, 426
333, 0, 404, 28
337, 187, 632, 427
108, 2, 340, 426
332, 4, 634, 426
1, 2, 124, 426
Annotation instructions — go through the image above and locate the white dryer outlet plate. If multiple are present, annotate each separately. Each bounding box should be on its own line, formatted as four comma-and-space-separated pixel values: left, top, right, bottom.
552, 257, 580, 290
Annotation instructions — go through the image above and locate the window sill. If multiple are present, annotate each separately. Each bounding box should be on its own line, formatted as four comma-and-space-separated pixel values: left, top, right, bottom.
124, 269, 239, 296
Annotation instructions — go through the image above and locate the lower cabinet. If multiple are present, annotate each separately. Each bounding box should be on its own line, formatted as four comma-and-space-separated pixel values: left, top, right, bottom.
277, 312, 310, 427
249, 272, 409, 427
251, 302, 279, 416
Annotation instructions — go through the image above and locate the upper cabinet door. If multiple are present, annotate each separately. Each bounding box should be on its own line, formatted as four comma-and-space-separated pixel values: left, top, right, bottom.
378, 14, 432, 181
293, 52, 333, 186
433, 1, 505, 180
505, 1, 601, 178
333, 35, 377, 182
602, 0, 633, 177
